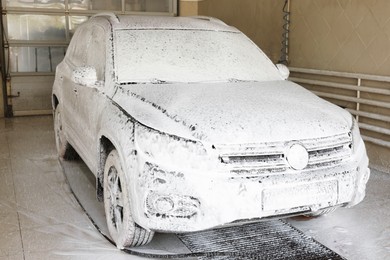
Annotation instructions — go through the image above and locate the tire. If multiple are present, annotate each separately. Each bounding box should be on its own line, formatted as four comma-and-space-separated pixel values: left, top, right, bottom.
54, 106, 76, 160
304, 207, 336, 217
103, 149, 154, 248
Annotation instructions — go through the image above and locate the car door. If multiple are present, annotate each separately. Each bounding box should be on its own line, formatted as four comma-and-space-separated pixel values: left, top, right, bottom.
60, 27, 91, 148
73, 24, 107, 171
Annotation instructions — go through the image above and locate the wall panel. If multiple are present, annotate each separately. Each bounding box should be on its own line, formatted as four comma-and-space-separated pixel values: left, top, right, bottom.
184, 0, 285, 63
289, 0, 390, 172
289, 0, 390, 75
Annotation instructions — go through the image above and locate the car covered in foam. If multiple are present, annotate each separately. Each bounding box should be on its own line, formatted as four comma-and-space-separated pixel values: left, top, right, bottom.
52, 13, 370, 248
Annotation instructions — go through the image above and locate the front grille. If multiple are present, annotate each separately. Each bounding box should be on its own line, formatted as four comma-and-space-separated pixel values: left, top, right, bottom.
216, 133, 352, 175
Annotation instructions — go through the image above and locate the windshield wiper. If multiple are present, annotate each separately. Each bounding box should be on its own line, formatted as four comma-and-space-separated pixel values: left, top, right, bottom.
120, 79, 173, 85
121, 78, 256, 85
150, 78, 171, 84
228, 78, 257, 83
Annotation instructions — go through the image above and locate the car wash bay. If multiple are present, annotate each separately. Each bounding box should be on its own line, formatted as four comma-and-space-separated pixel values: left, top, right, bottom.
1, 0, 390, 259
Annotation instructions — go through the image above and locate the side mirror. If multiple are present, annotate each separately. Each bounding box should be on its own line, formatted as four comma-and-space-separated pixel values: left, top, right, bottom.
72, 66, 97, 86
276, 64, 290, 80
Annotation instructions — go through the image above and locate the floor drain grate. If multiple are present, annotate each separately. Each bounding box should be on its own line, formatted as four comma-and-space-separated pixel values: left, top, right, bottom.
177, 220, 345, 260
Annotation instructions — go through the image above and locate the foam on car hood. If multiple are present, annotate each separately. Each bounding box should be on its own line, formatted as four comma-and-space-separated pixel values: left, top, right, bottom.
113, 80, 352, 145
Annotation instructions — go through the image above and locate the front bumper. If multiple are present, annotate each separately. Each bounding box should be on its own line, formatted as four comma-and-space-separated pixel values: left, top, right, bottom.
131, 140, 370, 233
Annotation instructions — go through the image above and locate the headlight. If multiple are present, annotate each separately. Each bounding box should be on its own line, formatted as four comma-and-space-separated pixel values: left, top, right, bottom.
350, 116, 362, 153
134, 123, 213, 170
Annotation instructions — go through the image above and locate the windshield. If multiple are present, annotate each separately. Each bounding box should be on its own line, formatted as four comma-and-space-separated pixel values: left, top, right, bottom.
114, 29, 282, 84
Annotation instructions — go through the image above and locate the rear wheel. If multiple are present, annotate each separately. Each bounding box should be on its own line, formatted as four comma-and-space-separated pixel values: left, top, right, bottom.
54, 106, 76, 159
103, 149, 154, 248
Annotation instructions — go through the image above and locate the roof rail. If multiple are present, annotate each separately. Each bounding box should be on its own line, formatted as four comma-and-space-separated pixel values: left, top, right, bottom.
92, 12, 120, 23
191, 16, 227, 26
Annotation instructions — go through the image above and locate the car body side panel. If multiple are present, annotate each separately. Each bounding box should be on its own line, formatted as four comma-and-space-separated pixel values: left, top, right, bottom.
96, 102, 143, 221
55, 61, 78, 143
55, 20, 117, 176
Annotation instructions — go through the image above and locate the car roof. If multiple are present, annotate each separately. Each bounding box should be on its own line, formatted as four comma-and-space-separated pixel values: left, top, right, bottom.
90, 13, 240, 33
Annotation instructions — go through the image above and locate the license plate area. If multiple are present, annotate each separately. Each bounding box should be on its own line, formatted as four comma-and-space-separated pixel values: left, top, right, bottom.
262, 180, 338, 212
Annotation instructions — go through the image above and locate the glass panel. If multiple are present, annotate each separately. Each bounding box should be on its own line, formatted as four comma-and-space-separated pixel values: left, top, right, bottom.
69, 0, 121, 11
7, 14, 66, 41
68, 0, 90, 11
66, 27, 92, 66
87, 27, 106, 81
6, 0, 65, 9
125, 0, 171, 12
69, 16, 89, 39
9, 46, 66, 72
114, 30, 281, 83
36, 47, 50, 71
49, 47, 67, 70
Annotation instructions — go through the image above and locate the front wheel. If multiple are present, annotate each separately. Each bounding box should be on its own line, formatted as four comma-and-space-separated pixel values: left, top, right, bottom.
103, 149, 154, 248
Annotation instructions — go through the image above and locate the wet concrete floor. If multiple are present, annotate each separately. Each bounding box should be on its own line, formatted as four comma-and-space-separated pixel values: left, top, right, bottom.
0, 116, 389, 260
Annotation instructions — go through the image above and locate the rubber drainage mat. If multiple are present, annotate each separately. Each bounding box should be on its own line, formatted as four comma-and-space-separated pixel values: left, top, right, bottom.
176, 220, 344, 260
61, 159, 344, 259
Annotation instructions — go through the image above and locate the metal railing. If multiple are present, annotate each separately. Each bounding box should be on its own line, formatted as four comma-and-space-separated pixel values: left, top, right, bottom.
289, 67, 390, 149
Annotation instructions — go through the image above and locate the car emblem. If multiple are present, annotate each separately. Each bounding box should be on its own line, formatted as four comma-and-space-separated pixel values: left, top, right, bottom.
286, 143, 309, 170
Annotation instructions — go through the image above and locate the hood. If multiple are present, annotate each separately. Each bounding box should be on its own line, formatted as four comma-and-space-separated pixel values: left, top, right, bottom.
113, 81, 352, 145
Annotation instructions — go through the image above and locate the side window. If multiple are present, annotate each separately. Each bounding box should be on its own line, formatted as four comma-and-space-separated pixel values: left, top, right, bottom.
66, 26, 93, 67
86, 26, 106, 81
65, 29, 79, 62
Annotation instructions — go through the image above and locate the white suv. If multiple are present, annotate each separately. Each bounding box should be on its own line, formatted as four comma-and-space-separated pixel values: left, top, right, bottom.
52, 13, 370, 249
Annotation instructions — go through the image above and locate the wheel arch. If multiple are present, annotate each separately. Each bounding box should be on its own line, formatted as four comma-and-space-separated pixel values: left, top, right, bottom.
101, 138, 155, 247
52, 94, 59, 109
96, 135, 115, 201
95, 112, 137, 205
